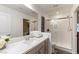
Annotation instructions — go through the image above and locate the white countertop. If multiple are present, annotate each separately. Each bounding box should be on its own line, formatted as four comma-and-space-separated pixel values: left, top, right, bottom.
0, 35, 49, 54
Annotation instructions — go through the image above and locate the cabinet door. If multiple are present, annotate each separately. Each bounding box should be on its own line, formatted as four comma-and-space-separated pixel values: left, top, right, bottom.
77, 32, 79, 53
27, 41, 45, 54
38, 46, 45, 54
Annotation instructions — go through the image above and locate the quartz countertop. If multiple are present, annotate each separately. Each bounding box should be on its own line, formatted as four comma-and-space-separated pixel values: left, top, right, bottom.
0, 35, 49, 54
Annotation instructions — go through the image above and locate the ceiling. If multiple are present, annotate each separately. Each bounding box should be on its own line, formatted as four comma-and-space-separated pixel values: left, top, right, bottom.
1, 4, 74, 19
2, 4, 38, 19
32, 4, 73, 19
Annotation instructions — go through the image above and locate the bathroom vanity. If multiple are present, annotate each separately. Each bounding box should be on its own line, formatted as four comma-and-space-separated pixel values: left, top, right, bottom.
26, 38, 48, 54
0, 33, 52, 54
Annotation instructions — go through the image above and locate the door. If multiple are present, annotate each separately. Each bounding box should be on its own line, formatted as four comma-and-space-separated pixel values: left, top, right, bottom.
41, 16, 45, 32
77, 32, 79, 53
23, 19, 29, 36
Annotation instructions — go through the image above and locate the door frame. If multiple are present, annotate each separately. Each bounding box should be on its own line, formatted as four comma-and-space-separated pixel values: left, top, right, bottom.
72, 5, 79, 54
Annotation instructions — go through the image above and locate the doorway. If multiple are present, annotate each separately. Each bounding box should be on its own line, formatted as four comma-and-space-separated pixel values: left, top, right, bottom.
23, 19, 29, 36
77, 11, 79, 53
41, 16, 45, 32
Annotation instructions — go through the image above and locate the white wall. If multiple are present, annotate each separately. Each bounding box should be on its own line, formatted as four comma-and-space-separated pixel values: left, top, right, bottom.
37, 14, 42, 31
30, 19, 38, 31
0, 5, 36, 37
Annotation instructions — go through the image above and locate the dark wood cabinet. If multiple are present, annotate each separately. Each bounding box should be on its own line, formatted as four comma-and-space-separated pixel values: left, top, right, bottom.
41, 16, 45, 32
77, 32, 79, 53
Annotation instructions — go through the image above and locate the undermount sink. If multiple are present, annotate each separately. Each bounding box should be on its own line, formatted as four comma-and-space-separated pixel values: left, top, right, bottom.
8, 37, 37, 46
